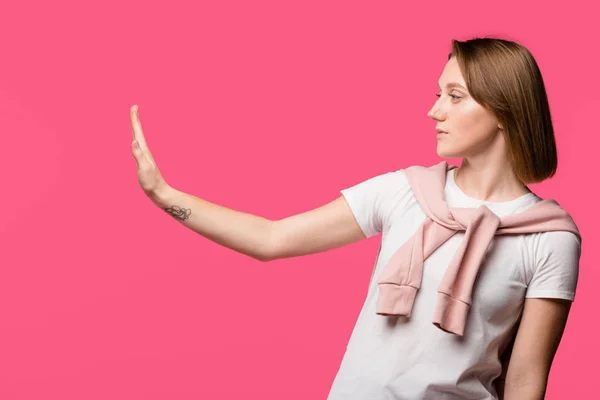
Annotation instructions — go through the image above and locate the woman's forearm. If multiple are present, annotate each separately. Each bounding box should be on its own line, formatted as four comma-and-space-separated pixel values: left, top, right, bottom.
502, 379, 546, 400
148, 186, 275, 261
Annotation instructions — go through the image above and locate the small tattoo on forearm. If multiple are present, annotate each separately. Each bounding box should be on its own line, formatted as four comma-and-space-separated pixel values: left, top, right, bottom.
162, 205, 192, 221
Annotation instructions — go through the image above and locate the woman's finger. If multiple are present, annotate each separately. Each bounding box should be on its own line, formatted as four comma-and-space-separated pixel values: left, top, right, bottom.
129, 105, 157, 165
130, 105, 145, 145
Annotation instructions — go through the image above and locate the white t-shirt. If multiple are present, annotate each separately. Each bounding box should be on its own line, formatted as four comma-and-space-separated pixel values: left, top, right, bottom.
327, 166, 581, 400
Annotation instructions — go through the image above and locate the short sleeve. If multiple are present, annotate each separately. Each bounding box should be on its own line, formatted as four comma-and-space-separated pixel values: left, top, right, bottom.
339, 169, 409, 238
526, 230, 582, 301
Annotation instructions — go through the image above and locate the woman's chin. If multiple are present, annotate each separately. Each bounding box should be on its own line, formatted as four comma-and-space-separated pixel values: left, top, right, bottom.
436, 145, 462, 159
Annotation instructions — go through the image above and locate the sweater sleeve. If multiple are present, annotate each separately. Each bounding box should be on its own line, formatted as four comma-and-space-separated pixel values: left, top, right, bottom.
339, 169, 409, 239
526, 230, 582, 301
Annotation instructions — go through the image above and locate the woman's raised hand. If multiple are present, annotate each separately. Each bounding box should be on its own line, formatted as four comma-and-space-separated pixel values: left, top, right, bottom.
130, 105, 170, 197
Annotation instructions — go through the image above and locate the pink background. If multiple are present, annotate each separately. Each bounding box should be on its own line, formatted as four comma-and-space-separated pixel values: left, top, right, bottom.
1, 0, 598, 398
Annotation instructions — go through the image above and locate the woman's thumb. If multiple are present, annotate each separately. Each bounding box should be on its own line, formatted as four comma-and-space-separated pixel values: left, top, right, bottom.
132, 140, 144, 166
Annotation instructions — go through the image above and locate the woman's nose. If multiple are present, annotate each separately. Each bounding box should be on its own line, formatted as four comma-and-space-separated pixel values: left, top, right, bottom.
427, 102, 445, 121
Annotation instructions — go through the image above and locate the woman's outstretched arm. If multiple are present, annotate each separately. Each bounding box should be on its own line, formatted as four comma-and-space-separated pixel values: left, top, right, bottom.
130, 104, 366, 262
150, 189, 365, 262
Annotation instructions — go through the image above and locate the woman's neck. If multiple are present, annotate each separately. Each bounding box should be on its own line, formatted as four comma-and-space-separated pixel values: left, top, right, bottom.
454, 159, 531, 203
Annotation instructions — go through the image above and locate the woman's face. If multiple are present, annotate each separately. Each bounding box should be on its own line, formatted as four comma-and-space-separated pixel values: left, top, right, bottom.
427, 56, 502, 159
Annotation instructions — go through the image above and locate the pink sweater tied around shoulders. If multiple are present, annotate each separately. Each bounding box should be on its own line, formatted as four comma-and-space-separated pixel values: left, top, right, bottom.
376, 161, 581, 336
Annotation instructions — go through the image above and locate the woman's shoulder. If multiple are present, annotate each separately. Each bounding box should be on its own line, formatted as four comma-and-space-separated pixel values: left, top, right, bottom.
528, 229, 581, 267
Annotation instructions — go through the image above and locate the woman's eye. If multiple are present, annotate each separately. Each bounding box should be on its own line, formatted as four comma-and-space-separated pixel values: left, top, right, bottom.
435, 93, 461, 101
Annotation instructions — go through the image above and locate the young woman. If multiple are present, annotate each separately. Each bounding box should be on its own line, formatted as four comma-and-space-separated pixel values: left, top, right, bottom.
130, 37, 581, 400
